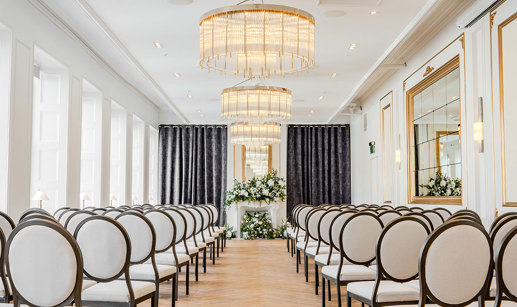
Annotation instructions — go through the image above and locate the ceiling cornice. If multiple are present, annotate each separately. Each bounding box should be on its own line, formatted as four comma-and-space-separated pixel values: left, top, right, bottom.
327, 0, 475, 122
31, 0, 189, 123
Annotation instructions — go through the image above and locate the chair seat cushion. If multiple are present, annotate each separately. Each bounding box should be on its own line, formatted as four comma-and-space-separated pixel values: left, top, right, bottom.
186, 241, 206, 249
347, 281, 420, 302
315, 253, 349, 266
321, 265, 376, 282
296, 241, 317, 250
151, 253, 190, 266
178, 244, 201, 254
82, 279, 97, 291
82, 280, 155, 302
306, 246, 330, 257
124, 264, 176, 280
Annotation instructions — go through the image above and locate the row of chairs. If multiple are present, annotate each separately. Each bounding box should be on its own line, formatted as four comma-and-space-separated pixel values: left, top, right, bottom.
287, 203, 517, 307
0, 203, 226, 306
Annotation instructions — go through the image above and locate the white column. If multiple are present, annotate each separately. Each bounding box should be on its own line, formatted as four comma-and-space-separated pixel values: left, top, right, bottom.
66, 76, 82, 208
100, 98, 111, 207
143, 124, 150, 203
125, 113, 133, 205
7, 40, 33, 220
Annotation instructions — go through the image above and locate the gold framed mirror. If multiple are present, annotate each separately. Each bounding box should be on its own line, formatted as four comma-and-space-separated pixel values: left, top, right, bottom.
407, 56, 462, 204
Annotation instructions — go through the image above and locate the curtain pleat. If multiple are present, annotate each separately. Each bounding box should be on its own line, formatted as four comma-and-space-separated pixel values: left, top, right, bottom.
286, 125, 351, 219
159, 125, 228, 225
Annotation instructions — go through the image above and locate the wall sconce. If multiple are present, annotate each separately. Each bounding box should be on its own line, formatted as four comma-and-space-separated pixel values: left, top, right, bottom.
110, 194, 117, 206
474, 97, 484, 153
132, 194, 138, 206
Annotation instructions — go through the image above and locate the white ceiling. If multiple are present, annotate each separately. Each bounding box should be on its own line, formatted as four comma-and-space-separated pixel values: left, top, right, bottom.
41, 0, 432, 124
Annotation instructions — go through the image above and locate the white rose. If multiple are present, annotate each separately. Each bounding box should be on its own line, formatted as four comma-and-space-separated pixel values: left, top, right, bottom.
268, 179, 274, 186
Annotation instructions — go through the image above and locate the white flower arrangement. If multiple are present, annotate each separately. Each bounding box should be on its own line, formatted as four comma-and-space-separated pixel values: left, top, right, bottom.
224, 170, 287, 210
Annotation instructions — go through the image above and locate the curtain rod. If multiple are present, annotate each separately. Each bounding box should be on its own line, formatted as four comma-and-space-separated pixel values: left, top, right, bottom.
159, 124, 227, 128
287, 124, 349, 127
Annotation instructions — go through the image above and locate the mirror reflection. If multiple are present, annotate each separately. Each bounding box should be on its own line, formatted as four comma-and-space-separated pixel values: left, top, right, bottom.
412, 67, 462, 197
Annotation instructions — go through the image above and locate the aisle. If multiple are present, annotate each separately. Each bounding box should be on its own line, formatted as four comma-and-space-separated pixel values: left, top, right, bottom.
144, 239, 353, 306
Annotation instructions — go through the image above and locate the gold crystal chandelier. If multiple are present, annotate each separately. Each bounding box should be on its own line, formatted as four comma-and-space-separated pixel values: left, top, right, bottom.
245, 145, 269, 161
199, 4, 315, 78
222, 86, 292, 122
231, 122, 281, 145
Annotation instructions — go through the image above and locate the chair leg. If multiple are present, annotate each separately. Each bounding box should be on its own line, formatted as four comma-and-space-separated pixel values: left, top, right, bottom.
322, 275, 326, 307
217, 237, 220, 257
175, 266, 179, 300
305, 255, 309, 282
315, 263, 319, 295
287, 237, 290, 252
347, 293, 352, 307
186, 263, 190, 295
154, 281, 160, 307
291, 239, 294, 257
195, 254, 199, 282
151, 293, 155, 307
212, 244, 216, 265
296, 250, 300, 273
328, 280, 331, 301
172, 274, 176, 307
337, 283, 342, 307
203, 248, 207, 273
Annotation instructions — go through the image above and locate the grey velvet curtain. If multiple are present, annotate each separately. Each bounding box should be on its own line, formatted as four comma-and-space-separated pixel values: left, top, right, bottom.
159, 125, 227, 224
286, 125, 351, 218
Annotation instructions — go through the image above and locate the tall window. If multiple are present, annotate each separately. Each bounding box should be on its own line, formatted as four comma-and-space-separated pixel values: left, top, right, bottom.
132, 116, 144, 205
110, 101, 127, 206
80, 80, 102, 207
407, 56, 461, 204
148, 126, 158, 204
30, 47, 70, 211
0, 24, 12, 212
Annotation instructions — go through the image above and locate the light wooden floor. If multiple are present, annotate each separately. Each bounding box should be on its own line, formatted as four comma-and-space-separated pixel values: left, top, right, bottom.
142, 239, 358, 307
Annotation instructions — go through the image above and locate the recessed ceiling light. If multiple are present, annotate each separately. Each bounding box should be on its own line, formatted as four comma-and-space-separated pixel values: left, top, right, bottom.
308, 113, 312, 117
196, 109, 201, 113
331, 73, 337, 78
187, 91, 192, 99
349, 43, 357, 50
153, 42, 164, 49
173, 73, 182, 78
319, 95, 324, 100
369, 11, 378, 15
310, 109, 315, 113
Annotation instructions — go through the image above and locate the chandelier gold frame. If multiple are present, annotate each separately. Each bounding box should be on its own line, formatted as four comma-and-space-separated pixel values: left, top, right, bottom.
199, 4, 315, 78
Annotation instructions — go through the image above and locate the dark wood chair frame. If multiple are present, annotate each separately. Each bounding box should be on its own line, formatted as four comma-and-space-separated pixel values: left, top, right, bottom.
347, 216, 430, 307
74, 215, 156, 307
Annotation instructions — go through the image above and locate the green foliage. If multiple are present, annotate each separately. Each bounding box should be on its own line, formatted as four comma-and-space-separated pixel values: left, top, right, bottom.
419, 170, 462, 196
225, 170, 287, 210
240, 211, 275, 240
223, 224, 236, 240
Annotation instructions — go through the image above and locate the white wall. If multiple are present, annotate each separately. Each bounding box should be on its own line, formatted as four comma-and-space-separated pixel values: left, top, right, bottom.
347, 1, 517, 226
0, 0, 159, 219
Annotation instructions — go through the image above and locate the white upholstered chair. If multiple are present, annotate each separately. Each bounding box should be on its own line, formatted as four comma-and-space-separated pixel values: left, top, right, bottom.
407, 219, 492, 307
116, 211, 177, 307
321, 212, 383, 307
64, 210, 96, 234
433, 207, 452, 221
346, 216, 430, 307
145, 209, 191, 296
74, 215, 156, 306
492, 224, 517, 307
5, 219, 83, 306
377, 210, 402, 227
